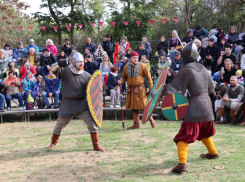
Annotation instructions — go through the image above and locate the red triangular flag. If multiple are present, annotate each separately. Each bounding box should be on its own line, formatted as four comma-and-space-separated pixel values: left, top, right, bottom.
113, 42, 119, 66
162, 19, 167, 24
53, 26, 58, 32
136, 21, 141, 27
172, 17, 178, 23
66, 25, 71, 31
98, 22, 104, 27
77, 24, 83, 29
41, 26, 46, 31
28, 26, 33, 31
6, 27, 11, 30
90, 23, 95, 27
148, 20, 154, 25
123, 22, 128, 26
111, 22, 116, 27
18, 26, 23, 31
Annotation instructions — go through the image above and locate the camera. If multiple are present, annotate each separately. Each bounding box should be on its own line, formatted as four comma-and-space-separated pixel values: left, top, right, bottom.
87, 55, 90, 58
225, 51, 228, 54
9, 65, 13, 70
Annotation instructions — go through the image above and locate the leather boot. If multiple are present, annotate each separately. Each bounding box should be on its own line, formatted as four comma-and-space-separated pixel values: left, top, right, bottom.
239, 120, 245, 126
90, 132, 105, 152
200, 153, 219, 159
214, 108, 225, 124
48, 133, 60, 149
127, 112, 140, 129
230, 109, 236, 123
149, 115, 156, 128
171, 164, 187, 173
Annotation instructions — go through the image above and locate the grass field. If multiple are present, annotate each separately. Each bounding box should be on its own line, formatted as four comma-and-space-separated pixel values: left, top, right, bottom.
0, 119, 245, 182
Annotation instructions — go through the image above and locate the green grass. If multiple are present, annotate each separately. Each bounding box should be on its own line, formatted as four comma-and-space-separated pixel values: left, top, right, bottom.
0, 119, 245, 182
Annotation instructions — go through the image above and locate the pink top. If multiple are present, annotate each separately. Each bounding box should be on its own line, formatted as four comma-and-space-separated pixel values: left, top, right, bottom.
45, 45, 58, 57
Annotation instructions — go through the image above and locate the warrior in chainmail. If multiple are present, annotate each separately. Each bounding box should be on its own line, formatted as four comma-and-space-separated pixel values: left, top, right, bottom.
48, 52, 104, 152
162, 42, 219, 173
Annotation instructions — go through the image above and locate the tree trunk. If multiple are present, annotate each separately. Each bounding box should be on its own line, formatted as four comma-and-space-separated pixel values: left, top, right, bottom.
70, 23, 75, 45
97, 15, 101, 43
58, 35, 62, 46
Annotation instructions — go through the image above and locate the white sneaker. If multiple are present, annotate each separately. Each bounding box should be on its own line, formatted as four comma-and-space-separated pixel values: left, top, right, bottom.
23, 106, 26, 110
110, 105, 114, 108
33, 106, 36, 110
115, 105, 120, 108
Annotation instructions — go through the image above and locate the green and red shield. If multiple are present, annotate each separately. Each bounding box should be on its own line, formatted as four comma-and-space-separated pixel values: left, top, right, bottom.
231, 102, 244, 125
142, 66, 168, 124
87, 70, 103, 128
161, 93, 188, 121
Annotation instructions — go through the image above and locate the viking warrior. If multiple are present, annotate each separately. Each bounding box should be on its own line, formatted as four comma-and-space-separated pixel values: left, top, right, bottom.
118, 52, 156, 129
162, 42, 218, 173
48, 52, 104, 152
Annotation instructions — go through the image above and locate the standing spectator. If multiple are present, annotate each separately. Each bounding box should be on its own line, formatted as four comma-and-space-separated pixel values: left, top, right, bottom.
84, 54, 98, 75
140, 55, 151, 72
94, 44, 107, 68
218, 37, 229, 58
61, 40, 73, 57
34, 75, 46, 109
226, 25, 243, 60
137, 43, 150, 60
215, 27, 226, 45
156, 36, 168, 57
57, 50, 67, 61
141, 35, 151, 53
194, 39, 205, 62
3, 43, 13, 57
193, 25, 209, 40
43, 70, 59, 109
23, 47, 41, 75
99, 55, 113, 85
203, 38, 219, 74
102, 34, 115, 61
13, 41, 27, 65
120, 36, 130, 52
125, 47, 133, 59
107, 67, 120, 108
26, 39, 39, 54
83, 37, 96, 54
21, 71, 37, 110
3, 62, 19, 82
170, 51, 184, 74
0, 49, 12, 77
40, 49, 56, 78
183, 29, 194, 44
209, 29, 217, 43
169, 30, 181, 60
45, 39, 58, 57
20, 60, 37, 81
4, 71, 23, 111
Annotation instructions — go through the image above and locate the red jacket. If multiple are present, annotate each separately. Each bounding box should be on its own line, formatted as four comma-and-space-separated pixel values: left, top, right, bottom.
20, 66, 37, 81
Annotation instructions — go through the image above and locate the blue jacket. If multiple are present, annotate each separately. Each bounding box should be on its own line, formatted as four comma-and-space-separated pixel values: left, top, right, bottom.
83, 43, 96, 54
21, 75, 36, 92
45, 76, 59, 93
26, 44, 39, 54
84, 61, 98, 75
107, 72, 120, 91
193, 28, 209, 39
13, 47, 27, 59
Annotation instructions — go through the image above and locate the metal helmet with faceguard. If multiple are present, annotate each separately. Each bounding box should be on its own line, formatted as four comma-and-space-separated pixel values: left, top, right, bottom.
71, 52, 84, 69
181, 42, 198, 65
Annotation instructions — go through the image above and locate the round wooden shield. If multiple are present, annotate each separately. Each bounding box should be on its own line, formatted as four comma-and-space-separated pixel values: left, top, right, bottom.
231, 102, 244, 125
161, 93, 188, 121
142, 66, 168, 124
87, 71, 103, 128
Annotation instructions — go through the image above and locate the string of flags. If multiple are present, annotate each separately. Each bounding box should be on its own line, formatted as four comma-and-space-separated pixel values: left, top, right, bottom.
3, 17, 178, 32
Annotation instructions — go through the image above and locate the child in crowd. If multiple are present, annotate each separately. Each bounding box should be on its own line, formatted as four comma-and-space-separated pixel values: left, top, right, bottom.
157, 56, 168, 75
99, 55, 113, 85
34, 75, 46, 109
57, 50, 67, 61
236, 70, 244, 85
125, 47, 133, 59
166, 69, 175, 84
107, 67, 120, 108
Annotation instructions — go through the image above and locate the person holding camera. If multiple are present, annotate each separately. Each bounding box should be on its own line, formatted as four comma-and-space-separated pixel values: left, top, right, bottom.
4, 71, 23, 111
20, 60, 37, 81
2, 62, 19, 82
84, 51, 98, 75
61, 40, 73, 57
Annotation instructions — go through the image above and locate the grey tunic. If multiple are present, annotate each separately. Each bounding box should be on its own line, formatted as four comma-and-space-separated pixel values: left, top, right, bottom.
58, 67, 91, 116
163, 62, 215, 122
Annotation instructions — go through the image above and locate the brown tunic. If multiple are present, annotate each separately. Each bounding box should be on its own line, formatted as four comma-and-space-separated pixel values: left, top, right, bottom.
121, 63, 153, 109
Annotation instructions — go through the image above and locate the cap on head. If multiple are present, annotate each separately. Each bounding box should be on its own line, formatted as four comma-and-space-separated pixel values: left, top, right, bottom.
130, 52, 139, 58
18, 41, 23, 45
72, 52, 84, 63
29, 39, 34, 43
175, 51, 181, 56
236, 70, 242, 77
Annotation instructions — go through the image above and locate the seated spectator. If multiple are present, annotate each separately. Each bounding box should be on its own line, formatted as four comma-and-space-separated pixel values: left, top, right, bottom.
209, 29, 217, 43
241, 48, 245, 71
140, 55, 151, 72
61, 40, 73, 57
0, 79, 5, 112
57, 50, 67, 61
120, 36, 130, 52
84, 47, 91, 58
23, 47, 41, 75
166, 69, 175, 84
157, 36, 168, 57
4, 43, 13, 57
20, 60, 37, 81
45, 39, 58, 57
169, 30, 181, 60
137, 43, 150, 60
107, 67, 120, 108
40, 49, 56, 79
3, 62, 19, 82
216, 45, 236, 70
170, 51, 184, 74
215, 76, 244, 124
215, 27, 226, 46
4, 71, 23, 111
0, 49, 12, 77
83, 37, 96, 55
194, 39, 205, 63
84, 53, 98, 75
214, 84, 227, 120
236, 70, 244, 85
141, 35, 151, 53
125, 47, 133, 59
226, 25, 243, 61
193, 25, 209, 40
34, 75, 46, 109
158, 56, 168, 75
21, 71, 37, 110
102, 34, 115, 61
94, 44, 107, 68
13, 41, 27, 65
26, 39, 39, 54
218, 37, 229, 58
42, 71, 59, 109
99, 55, 113, 85
183, 29, 194, 44
203, 38, 218, 74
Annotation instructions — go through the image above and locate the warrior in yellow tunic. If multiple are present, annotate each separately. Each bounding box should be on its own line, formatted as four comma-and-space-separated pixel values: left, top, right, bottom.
119, 52, 156, 129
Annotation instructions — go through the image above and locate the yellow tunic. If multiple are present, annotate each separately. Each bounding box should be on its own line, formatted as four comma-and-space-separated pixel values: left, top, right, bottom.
121, 63, 153, 109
